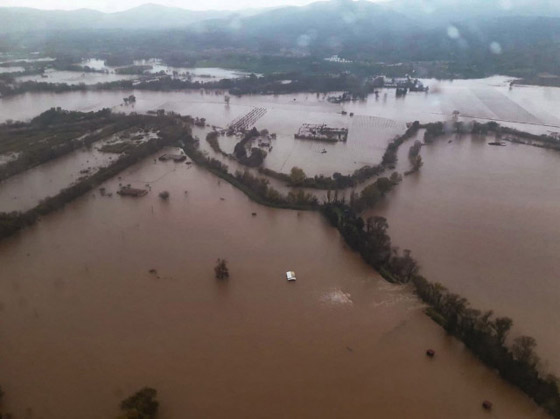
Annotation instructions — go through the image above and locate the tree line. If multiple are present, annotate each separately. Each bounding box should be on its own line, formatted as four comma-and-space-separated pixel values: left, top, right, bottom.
0, 108, 131, 182
233, 128, 268, 167
0, 110, 191, 241
421, 119, 560, 151
181, 132, 318, 210
321, 201, 560, 416
0, 71, 377, 99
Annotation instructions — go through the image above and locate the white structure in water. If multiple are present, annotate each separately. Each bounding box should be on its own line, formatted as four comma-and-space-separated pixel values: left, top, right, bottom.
286, 271, 296, 281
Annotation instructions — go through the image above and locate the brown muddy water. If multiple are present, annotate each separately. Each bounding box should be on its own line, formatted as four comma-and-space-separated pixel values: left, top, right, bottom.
0, 151, 548, 419
0, 147, 113, 213
0, 130, 158, 213
369, 133, 560, 374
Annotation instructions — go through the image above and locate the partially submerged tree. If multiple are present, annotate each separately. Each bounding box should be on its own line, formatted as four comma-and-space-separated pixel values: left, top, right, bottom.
215, 259, 229, 280
493, 317, 513, 346
289, 167, 306, 186
512, 336, 539, 367
118, 387, 159, 419
389, 249, 419, 283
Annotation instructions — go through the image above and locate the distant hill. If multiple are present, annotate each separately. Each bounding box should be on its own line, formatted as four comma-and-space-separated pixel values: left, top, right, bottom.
0, 4, 243, 33
384, 0, 560, 21
1, 0, 559, 34
190, 0, 418, 55
1, 0, 559, 78
183, 0, 560, 64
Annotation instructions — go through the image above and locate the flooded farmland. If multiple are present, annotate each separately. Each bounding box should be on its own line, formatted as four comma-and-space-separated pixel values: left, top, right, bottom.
0, 154, 548, 418
2, 77, 558, 178
1, 75, 560, 417
0, 129, 158, 213
15, 70, 138, 85
132, 60, 254, 81
13, 61, 253, 86
0, 146, 113, 212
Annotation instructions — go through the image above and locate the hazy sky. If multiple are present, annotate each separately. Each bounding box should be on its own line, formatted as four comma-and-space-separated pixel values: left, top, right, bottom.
0, 0, 386, 13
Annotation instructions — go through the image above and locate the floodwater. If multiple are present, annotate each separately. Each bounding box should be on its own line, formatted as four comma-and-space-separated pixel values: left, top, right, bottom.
16, 69, 137, 85
0, 130, 157, 213
0, 90, 407, 177
15, 61, 253, 86
0, 152, 548, 419
0, 66, 25, 74
0, 57, 55, 63
1, 77, 559, 176
79, 59, 110, 71
0, 146, 113, 212
1, 79, 560, 416
133, 60, 254, 81
343, 76, 560, 134
369, 133, 560, 373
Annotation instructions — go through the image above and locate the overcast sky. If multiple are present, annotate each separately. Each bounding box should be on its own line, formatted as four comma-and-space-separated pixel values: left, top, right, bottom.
0, 0, 386, 13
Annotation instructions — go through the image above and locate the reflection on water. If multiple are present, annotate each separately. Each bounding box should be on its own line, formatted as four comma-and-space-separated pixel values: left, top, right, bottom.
0, 155, 547, 418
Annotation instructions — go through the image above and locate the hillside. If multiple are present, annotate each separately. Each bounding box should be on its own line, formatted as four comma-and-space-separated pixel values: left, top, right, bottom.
0, 4, 233, 33
1, 0, 559, 78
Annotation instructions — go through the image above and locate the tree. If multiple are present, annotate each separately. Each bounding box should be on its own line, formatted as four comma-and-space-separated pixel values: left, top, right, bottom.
287, 189, 318, 206
408, 140, 422, 159
215, 259, 229, 280
359, 184, 381, 208
289, 167, 306, 185
512, 336, 539, 366
118, 387, 159, 419
389, 249, 419, 283
390, 172, 402, 184
363, 216, 392, 265
492, 317, 513, 346
366, 216, 388, 236
411, 155, 423, 171
376, 177, 394, 194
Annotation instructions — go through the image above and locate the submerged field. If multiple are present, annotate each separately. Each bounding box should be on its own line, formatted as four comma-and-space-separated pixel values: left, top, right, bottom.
0, 155, 549, 418
368, 132, 560, 373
